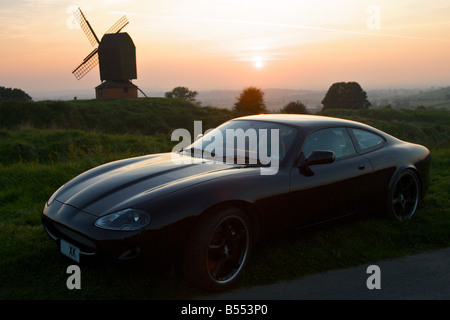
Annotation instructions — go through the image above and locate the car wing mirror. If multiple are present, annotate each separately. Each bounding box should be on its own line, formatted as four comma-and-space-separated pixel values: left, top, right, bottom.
297, 150, 335, 176
306, 150, 335, 166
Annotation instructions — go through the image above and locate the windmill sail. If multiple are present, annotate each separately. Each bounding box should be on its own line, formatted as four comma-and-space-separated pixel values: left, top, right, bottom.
72, 48, 99, 80
73, 8, 100, 47
105, 15, 129, 34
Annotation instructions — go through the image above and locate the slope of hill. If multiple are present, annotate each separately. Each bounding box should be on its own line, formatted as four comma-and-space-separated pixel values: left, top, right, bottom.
0, 98, 235, 135
369, 86, 450, 110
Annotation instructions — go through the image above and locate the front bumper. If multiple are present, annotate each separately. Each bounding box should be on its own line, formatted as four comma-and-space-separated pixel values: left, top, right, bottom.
42, 201, 144, 262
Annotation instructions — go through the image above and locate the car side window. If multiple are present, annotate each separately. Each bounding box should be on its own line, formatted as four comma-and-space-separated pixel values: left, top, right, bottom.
302, 128, 356, 160
351, 128, 385, 151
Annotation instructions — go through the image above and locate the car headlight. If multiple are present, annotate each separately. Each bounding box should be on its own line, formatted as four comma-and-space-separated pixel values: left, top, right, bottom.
94, 209, 150, 231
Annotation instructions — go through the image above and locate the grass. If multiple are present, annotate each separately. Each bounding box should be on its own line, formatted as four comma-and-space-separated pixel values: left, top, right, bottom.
0, 129, 173, 165
0, 99, 449, 299
321, 108, 450, 149
0, 98, 235, 135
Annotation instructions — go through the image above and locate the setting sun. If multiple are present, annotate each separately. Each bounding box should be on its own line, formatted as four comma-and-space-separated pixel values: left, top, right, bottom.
253, 57, 264, 69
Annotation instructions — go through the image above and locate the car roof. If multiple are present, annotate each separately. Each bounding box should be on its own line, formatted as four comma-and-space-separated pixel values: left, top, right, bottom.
235, 114, 367, 130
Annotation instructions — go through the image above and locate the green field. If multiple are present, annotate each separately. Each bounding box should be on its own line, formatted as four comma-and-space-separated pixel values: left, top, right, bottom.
0, 99, 449, 299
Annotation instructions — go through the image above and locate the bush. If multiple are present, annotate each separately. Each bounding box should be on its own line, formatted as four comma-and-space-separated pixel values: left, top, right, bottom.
233, 86, 267, 115
0, 86, 32, 101
280, 100, 309, 114
322, 82, 371, 110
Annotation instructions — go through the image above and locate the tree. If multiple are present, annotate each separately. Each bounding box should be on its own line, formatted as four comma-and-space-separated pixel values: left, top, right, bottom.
165, 86, 198, 104
321, 82, 371, 111
280, 100, 309, 114
233, 86, 267, 114
0, 86, 32, 101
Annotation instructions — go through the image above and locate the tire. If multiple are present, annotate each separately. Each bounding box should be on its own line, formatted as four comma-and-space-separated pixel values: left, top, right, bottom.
182, 207, 252, 291
386, 169, 421, 221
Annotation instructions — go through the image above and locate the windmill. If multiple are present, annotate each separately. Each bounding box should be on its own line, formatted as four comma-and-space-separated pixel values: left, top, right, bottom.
71, 8, 139, 99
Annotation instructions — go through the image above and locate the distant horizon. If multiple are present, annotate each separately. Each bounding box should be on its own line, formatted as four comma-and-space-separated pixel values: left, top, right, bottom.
28, 83, 449, 100
25, 84, 450, 112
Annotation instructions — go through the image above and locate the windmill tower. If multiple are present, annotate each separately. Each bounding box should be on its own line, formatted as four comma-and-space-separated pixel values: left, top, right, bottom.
72, 8, 138, 99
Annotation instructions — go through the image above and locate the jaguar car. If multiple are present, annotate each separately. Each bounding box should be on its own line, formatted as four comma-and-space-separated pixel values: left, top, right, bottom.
42, 114, 431, 291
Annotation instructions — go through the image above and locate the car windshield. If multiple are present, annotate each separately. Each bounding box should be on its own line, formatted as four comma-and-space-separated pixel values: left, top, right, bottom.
183, 120, 298, 165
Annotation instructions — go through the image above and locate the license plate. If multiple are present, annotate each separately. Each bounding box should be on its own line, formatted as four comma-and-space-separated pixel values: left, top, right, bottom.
61, 239, 80, 263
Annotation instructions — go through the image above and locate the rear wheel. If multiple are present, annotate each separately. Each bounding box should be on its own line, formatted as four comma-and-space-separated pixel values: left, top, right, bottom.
182, 207, 252, 291
387, 169, 420, 221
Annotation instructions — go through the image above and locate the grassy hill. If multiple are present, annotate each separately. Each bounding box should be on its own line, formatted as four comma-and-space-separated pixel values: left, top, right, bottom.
0, 98, 235, 135
0, 98, 449, 299
402, 86, 450, 109
0, 98, 237, 166
322, 107, 450, 149
1, 99, 448, 167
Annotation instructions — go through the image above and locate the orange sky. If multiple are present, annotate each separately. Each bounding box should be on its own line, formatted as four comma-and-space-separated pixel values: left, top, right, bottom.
1, 0, 449, 97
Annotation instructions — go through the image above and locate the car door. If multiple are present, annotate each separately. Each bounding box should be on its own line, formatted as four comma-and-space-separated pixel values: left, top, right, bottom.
288, 127, 374, 227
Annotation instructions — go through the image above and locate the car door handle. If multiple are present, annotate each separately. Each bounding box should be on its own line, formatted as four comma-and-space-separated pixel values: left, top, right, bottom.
357, 164, 365, 170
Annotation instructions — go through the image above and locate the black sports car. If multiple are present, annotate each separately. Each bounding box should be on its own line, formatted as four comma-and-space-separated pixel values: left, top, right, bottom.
42, 114, 431, 290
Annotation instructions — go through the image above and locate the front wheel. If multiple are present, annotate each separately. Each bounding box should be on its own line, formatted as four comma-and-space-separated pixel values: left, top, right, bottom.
182, 207, 252, 291
386, 169, 421, 221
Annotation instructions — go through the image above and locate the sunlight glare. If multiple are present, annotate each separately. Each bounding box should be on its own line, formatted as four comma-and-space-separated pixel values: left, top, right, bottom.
253, 56, 264, 69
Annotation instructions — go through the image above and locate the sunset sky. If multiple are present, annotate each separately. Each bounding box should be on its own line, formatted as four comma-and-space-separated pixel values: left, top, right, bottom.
1, 0, 449, 98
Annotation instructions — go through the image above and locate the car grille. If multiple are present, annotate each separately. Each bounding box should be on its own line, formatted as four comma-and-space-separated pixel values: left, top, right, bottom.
43, 220, 96, 255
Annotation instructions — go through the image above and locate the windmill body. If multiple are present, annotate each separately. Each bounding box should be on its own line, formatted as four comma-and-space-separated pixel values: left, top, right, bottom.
72, 8, 138, 99
98, 33, 136, 81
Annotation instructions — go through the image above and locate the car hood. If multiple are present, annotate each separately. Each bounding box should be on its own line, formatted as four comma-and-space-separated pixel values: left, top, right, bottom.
52, 153, 238, 216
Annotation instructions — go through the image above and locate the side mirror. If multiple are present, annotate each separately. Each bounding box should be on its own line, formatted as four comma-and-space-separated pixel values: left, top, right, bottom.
306, 150, 335, 166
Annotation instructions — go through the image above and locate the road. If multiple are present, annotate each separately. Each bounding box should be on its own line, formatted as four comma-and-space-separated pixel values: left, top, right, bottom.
200, 247, 450, 300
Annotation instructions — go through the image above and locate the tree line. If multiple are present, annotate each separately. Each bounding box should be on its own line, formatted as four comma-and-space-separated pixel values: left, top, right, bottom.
3, 82, 371, 114
165, 82, 371, 114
